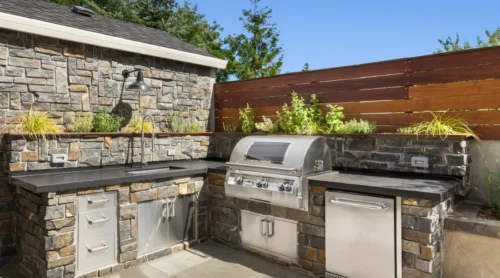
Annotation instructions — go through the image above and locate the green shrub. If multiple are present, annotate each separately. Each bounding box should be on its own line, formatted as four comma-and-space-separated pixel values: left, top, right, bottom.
255, 116, 277, 133
336, 119, 376, 134
67, 115, 93, 132
276, 92, 324, 134
325, 104, 345, 133
223, 122, 238, 132
18, 108, 63, 140
124, 116, 155, 132
239, 104, 255, 133
92, 109, 124, 132
396, 111, 478, 140
167, 111, 189, 132
186, 121, 203, 132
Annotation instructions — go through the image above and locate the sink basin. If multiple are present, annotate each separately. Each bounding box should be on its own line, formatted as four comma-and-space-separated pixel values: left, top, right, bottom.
126, 166, 185, 175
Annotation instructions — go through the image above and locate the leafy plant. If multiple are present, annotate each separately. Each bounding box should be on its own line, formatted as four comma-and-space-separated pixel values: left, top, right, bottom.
255, 116, 277, 133
18, 108, 62, 140
396, 111, 478, 140
276, 92, 324, 134
67, 115, 93, 133
167, 111, 189, 132
239, 103, 255, 133
124, 116, 155, 133
304, 121, 324, 135
92, 109, 124, 132
223, 122, 238, 132
336, 119, 376, 134
186, 121, 203, 132
325, 104, 345, 133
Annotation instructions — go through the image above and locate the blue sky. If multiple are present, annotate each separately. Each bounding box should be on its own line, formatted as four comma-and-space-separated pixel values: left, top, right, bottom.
190, 0, 500, 73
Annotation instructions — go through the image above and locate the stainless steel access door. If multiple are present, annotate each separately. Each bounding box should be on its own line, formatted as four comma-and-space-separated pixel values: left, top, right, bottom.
325, 191, 400, 278
137, 196, 193, 256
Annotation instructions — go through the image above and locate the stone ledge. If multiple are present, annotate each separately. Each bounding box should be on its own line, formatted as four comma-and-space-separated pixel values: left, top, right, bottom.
444, 202, 500, 239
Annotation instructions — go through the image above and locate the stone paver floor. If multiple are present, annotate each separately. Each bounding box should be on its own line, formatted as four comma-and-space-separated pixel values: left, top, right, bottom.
105, 241, 313, 278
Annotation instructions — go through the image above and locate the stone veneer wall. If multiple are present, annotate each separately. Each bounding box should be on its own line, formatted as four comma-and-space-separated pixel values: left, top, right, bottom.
207, 172, 450, 278
210, 134, 471, 195
0, 29, 215, 130
5, 134, 210, 172
15, 175, 208, 278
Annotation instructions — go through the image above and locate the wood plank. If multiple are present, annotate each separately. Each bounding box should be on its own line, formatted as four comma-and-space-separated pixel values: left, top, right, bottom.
470, 126, 500, 140
409, 46, 500, 72
291, 74, 406, 93
409, 79, 500, 99
216, 87, 408, 109
406, 110, 500, 125
344, 113, 409, 126
214, 59, 407, 92
408, 63, 500, 85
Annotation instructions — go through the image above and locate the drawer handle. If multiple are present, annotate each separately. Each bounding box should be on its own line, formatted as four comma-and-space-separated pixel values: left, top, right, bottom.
260, 219, 267, 236
266, 219, 274, 237
87, 195, 109, 204
330, 198, 387, 210
87, 213, 109, 225
86, 241, 109, 253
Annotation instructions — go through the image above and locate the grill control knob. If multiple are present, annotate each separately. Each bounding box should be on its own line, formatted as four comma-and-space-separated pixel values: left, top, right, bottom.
278, 183, 285, 191
284, 185, 292, 192
262, 181, 269, 188
236, 177, 244, 184
256, 180, 263, 187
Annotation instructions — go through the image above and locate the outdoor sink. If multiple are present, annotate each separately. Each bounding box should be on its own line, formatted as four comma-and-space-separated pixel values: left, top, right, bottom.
125, 166, 185, 175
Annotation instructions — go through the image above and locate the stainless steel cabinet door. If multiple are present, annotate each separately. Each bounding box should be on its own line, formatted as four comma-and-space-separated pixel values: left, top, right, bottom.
138, 197, 193, 256
326, 191, 396, 278
240, 210, 268, 251
266, 216, 297, 261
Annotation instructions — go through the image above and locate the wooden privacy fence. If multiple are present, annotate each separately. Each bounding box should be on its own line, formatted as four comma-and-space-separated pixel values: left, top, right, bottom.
214, 46, 500, 139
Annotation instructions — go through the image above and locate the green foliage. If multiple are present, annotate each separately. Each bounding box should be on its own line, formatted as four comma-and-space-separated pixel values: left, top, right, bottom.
255, 116, 277, 133
336, 119, 376, 134
223, 122, 238, 132
223, 0, 283, 80
186, 121, 203, 132
124, 116, 155, 132
325, 105, 345, 133
435, 28, 500, 53
68, 115, 93, 133
239, 104, 255, 133
396, 111, 478, 140
92, 109, 124, 132
302, 63, 310, 72
477, 147, 500, 213
167, 111, 189, 132
19, 108, 63, 140
276, 92, 324, 134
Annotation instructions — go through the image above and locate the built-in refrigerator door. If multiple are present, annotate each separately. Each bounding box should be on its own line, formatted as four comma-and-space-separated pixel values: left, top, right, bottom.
325, 191, 399, 278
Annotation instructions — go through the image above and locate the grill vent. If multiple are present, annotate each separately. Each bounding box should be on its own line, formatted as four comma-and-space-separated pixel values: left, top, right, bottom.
71, 6, 94, 16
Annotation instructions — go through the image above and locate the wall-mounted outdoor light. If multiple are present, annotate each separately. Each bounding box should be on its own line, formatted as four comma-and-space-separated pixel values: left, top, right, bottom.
122, 69, 152, 92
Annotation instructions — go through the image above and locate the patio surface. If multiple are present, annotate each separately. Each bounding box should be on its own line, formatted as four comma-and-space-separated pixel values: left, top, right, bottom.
104, 241, 312, 278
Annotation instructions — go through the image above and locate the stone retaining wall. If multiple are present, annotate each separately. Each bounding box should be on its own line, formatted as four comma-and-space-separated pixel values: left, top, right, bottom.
15, 175, 208, 278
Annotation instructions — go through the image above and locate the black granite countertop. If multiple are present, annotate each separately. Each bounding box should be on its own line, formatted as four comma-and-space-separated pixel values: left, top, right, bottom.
308, 171, 461, 201
11, 160, 227, 193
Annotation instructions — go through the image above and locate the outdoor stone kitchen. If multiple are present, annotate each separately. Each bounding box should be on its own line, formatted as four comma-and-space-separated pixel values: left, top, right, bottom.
0, 1, 499, 278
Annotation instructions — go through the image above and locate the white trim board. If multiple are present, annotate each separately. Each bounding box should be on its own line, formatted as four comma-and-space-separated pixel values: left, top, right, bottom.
0, 12, 227, 69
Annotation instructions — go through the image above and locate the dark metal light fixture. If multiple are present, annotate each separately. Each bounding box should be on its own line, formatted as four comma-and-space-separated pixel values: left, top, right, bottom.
122, 69, 152, 92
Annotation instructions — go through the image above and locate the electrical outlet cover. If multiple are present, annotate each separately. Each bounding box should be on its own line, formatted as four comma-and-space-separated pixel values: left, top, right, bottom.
411, 156, 429, 168
52, 153, 68, 163
167, 150, 176, 156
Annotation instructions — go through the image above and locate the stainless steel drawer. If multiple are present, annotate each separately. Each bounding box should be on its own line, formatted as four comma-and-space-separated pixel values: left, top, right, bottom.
77, 234, 116, 272
78, 207, 117, 241
78, 192, 116, 213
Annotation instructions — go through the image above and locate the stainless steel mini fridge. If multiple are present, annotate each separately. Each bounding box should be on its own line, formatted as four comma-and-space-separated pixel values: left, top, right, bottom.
325, 191, 401, 278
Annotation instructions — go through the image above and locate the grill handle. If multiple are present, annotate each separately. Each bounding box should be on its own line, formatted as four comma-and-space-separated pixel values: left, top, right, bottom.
226, 162, 299, 174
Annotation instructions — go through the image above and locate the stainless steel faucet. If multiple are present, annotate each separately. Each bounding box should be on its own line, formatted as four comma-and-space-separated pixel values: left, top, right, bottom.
141, 115, 155, 167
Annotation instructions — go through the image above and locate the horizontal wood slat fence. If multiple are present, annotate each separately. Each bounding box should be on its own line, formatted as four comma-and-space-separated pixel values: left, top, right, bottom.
214, 46, 500, 139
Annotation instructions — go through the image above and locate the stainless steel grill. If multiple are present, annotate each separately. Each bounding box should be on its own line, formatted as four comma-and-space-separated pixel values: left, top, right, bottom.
225, 136, 331, 210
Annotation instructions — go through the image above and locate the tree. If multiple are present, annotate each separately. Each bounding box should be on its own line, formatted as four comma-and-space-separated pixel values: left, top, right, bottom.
223, 0, 284, 80
435, 28, 500, 53
302, 63, 309, 71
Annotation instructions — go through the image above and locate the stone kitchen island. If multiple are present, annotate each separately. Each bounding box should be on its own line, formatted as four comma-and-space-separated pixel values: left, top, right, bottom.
9, 159, 226, 278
